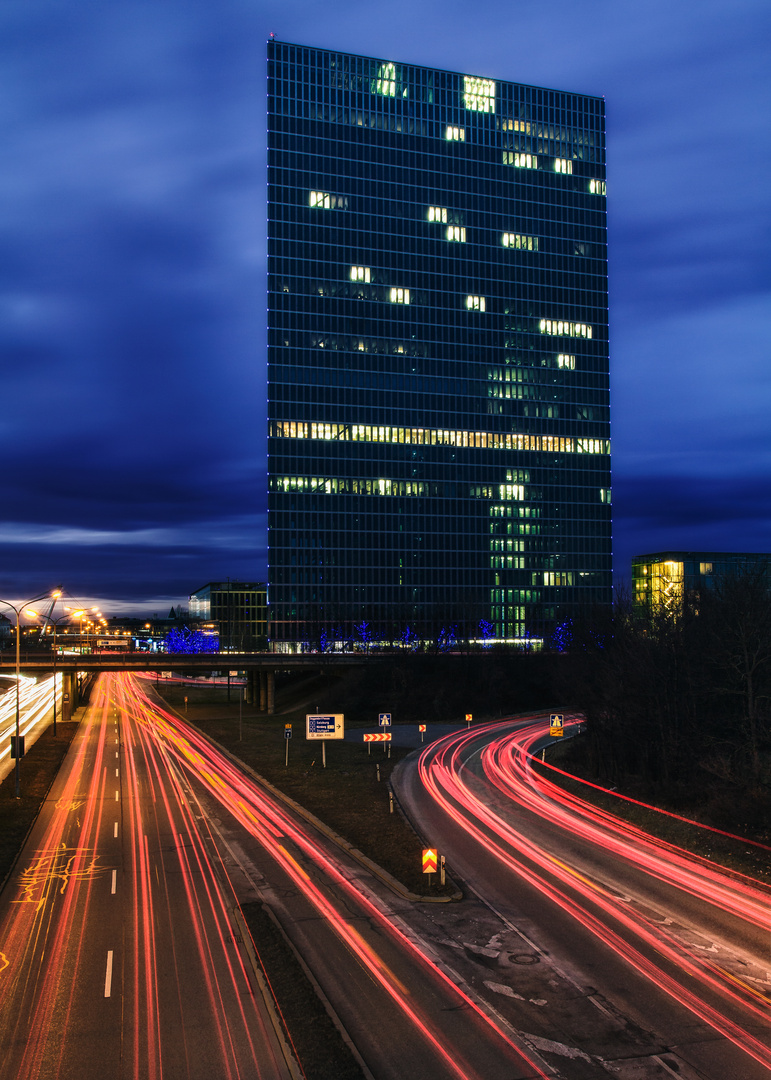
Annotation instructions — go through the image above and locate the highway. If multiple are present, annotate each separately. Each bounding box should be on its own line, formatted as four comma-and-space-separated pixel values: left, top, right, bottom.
0, 673, 293, 1080
107, 674, 555, 1079
4, 685, 769, 1079
0, 675, 557, 1080
394, 715, 771, 1079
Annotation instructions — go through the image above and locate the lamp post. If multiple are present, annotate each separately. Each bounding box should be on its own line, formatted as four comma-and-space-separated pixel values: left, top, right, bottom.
0, 588, 62, 798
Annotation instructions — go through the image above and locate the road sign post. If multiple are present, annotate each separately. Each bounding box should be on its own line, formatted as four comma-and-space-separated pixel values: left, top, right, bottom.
378, 712, 391, 727
465, 713, 472, 728
306, 714, 344, 768
549, 713, 564, 737
423, 848, 438, 886
285, 723, 292, 766
418, 723, 426, 743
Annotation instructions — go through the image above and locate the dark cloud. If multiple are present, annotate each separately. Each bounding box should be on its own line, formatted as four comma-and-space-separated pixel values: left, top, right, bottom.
613, 474, 771, 584
0, 1, 768, 610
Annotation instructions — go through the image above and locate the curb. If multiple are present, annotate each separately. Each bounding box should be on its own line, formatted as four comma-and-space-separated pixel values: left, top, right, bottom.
231, 905, 304, 1080
241, 899, 377, 1080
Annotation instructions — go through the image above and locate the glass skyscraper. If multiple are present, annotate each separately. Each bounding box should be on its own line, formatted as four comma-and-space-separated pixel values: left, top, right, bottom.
267, 40, 611, 650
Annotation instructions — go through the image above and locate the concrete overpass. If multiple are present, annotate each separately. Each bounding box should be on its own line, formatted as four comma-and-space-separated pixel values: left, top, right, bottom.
0, 651, 368, 718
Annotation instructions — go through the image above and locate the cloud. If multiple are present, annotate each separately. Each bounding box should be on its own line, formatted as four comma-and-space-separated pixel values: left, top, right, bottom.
0, 515, 265, 550
613, 473, 771, 584
612, 292, 771, 477
0, 0, 768, 606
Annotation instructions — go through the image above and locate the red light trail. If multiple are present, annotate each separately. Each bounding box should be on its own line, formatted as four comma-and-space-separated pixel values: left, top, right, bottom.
0, 675, 298, 1079
110, 673, 552, 1080
417, 715, 771, 1074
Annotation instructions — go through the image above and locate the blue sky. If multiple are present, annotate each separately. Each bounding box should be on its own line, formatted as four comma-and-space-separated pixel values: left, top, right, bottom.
1, 0, 769, 615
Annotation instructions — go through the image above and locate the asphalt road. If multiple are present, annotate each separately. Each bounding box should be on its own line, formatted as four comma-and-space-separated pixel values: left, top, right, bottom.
1, 676, 557, 1080
0, 674, 293, 1080
393, 715, 771, 1079
6, 686, 769, 1079
121, 676, 555, 1080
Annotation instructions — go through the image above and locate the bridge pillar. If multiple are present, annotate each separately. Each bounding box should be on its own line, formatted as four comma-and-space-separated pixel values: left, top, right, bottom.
259, 671, 267, 712
266, 671, 275, 715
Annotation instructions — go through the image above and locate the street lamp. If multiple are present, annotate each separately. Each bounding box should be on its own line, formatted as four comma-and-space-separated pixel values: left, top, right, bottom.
26, 606, 85, 736
0, 588, 63, 798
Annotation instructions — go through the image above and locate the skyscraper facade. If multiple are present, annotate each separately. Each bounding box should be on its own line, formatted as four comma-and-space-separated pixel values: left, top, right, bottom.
267, 40, 611, 650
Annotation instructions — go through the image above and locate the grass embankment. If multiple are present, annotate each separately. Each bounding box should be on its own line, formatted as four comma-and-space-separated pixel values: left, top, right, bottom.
538, 738, 771, 885
0, 721, 79, 888
154, 680, 454, 897
240, 900, 366, 1080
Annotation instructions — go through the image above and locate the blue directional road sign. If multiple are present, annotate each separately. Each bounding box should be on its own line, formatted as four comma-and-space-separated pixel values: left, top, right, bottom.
378, 713, 391, 727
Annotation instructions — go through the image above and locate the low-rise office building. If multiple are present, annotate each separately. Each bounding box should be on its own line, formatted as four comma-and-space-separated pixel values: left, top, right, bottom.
189, 582, 268, 651
632, 551, 770, 614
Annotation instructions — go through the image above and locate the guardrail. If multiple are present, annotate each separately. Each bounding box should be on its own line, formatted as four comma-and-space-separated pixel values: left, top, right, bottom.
0, 651, 373, 674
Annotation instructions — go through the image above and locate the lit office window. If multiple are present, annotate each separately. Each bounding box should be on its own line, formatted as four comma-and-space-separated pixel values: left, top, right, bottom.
556, 354, 576, 369
501, 118, 531, 133
376, 62, 397, 97
390, 287, 410, 304
464, 76, 495, 113
542, 572, 574, 586
427, 206, 448, 223
589, 179, 606, 195
309, 191, 348, 209
445, 126, 465, 141
466, 295, 486, 311
350, 266, 371, 282
503, 152, 538, 169
554, 158, 573, 174
502, 233, 538, 250
539, 318, 593, 339
270, 419, 610, 456
446, 226, 466, 242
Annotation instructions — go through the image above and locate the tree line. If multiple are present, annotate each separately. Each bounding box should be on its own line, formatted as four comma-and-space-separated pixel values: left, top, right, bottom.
554, 564, 771, 827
